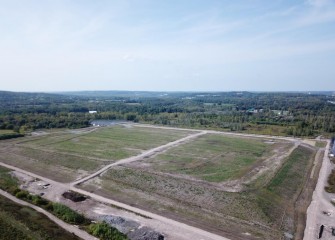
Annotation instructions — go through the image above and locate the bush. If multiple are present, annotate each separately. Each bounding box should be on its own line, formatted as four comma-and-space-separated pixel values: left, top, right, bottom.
52, 203, 85, 224
15, 191, 29, 199
88, 222, 128, 240
31, 195, 49, 206
44, 202, 54, 211
0, 133, 24, 140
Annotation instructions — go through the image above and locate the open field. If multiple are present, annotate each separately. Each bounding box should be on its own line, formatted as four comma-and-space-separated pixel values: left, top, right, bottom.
0, 124, 321, 239
0, 125, 194, 182
20, 125, 193, 160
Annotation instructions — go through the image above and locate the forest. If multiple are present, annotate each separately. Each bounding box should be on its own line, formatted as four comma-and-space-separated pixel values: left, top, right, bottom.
0, 90, 334, 137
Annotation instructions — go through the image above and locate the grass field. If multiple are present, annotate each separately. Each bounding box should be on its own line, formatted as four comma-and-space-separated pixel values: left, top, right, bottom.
256, 145, 316, 235
0, 125, 193, 182
22, 126, 193, 160
142, 134, 283, 182
0, 125, 320, 239
315, 140, 327, 148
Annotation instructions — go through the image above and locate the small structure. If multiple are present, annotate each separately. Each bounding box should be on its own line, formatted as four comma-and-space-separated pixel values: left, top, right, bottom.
89, 110, 97, 114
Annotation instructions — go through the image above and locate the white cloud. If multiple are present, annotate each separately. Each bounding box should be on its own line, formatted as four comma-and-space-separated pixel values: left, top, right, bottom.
307, 0, 333, 8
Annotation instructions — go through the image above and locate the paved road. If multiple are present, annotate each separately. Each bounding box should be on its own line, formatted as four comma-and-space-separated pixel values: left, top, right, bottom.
0, 189, 98, 240
304, 140, 335, 240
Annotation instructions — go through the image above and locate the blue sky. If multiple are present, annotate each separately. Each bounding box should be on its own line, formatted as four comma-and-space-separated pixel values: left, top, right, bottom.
0, 0, 335, 91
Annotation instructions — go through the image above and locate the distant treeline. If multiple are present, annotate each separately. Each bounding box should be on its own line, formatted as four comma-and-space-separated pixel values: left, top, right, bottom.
0, 91, 334, 137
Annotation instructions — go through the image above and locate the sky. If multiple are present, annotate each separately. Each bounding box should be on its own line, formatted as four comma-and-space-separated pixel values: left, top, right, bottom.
0, 0, 335, 92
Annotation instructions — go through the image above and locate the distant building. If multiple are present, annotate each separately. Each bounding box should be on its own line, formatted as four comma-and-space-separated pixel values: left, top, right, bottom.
89, 110, 97, 114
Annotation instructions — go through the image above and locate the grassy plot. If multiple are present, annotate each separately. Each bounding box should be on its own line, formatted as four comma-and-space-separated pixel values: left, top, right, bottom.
0, 125, 193, 182
145, 134, 275, 182
12, 147, 104, 171
315, 141, 327, 148
267, 145, 315, 198
256, 145, 316, 234
0, 152, 78, 182
22, 126, 193, 160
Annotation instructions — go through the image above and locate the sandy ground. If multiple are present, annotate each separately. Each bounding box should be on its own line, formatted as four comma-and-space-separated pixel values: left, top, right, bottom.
304, 141, 335, 240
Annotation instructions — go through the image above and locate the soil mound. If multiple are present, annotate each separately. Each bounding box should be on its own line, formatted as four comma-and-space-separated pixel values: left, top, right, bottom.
62, 191, 87, 202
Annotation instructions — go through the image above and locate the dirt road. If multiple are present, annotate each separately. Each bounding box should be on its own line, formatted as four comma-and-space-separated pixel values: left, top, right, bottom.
0, 161, 229, 240
0, 189, 98, 240
304, 140, 335, 240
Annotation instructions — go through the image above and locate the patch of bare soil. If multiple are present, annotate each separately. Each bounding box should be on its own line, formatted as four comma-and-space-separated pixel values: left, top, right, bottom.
62, 191, 87, 202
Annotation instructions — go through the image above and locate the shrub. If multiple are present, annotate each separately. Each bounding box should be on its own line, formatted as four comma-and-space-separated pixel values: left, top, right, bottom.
31, 195, 49, 206
15, 191, 29, 199
88, 222, 128, 240
52, 203, 85, 224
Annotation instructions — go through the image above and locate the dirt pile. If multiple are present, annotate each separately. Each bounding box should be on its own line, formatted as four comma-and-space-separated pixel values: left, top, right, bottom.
62, 191, 87, 202
100, 215, 164, 240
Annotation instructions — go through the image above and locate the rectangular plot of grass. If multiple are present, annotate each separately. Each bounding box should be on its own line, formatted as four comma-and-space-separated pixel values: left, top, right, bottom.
267, 145, 316, 198
13, 147, 104, 171
0, 153, 77, 182
40, 126, 192, 160
146, 134, 276, 182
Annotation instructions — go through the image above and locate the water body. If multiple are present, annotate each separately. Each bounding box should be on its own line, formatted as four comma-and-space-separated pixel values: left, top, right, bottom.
90, 120, 129, 127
